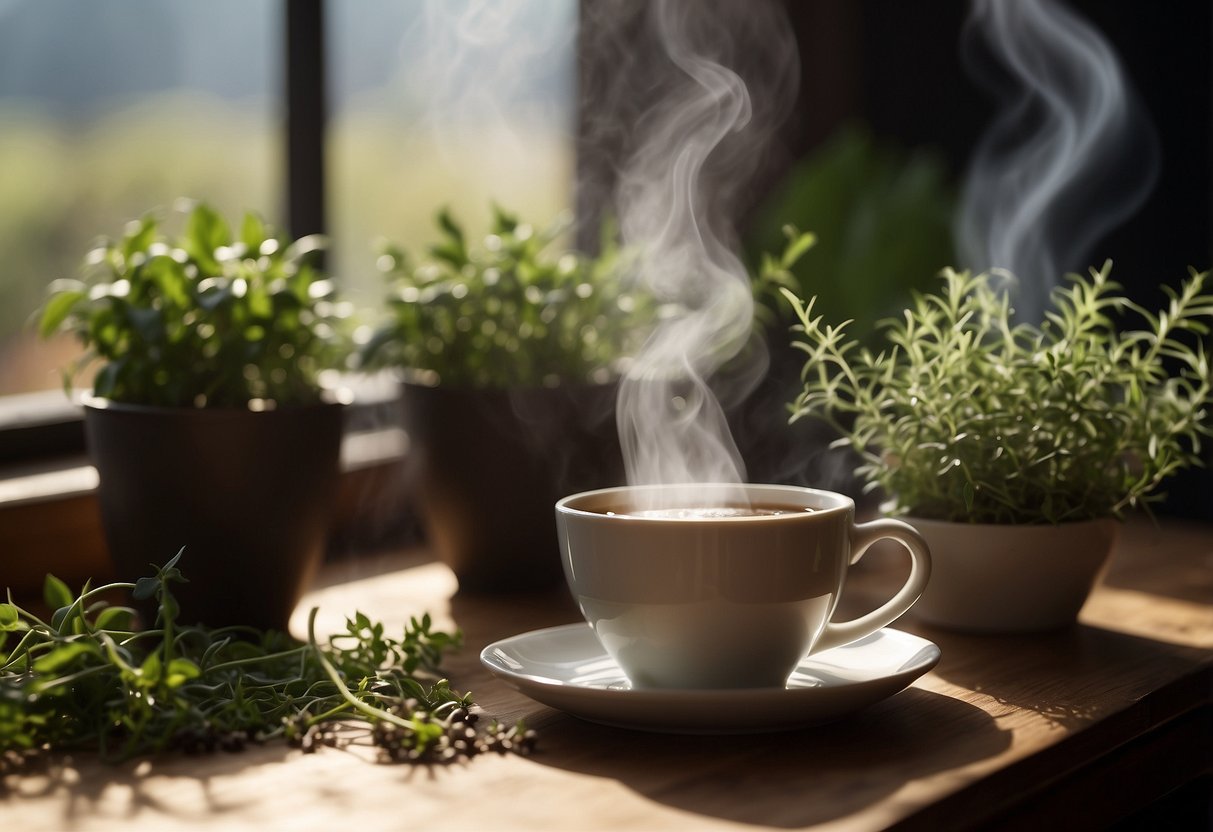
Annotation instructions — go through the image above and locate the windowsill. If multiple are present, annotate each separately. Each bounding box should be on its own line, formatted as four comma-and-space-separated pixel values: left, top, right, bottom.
0, 454, 98, 507
0, 389, 88, 463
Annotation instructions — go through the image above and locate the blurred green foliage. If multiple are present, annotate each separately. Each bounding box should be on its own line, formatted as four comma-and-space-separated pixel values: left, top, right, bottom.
39, 202, 348, 408
0, 98, 572, 395
361, 206, 655, 388
361, 204, 817, 390
745, 126, 957, 339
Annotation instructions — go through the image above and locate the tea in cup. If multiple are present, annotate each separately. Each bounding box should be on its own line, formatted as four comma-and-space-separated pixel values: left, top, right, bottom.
555, 483, 931, 689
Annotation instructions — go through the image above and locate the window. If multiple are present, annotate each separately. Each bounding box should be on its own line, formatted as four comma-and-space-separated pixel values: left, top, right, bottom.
0, 0, 281, 397
1, 0, 1210, 521
0, 0, 580, 563
0, 0, 578, 396
327, 0, 576, 304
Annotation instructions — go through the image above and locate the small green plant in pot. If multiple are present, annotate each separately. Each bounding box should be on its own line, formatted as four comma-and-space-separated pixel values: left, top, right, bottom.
39, 201, 350, 630
783, 263, 1213, 631
360, 206, 656, 592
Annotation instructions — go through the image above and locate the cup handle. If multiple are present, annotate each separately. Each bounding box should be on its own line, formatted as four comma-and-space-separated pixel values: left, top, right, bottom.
813, 518, 932, 653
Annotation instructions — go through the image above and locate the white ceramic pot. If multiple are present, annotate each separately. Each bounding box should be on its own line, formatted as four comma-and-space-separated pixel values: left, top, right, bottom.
906, 517, 1119, 633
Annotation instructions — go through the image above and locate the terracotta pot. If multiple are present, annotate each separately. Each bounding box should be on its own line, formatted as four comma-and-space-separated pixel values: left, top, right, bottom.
401, 379, 623, 593
906, 517, 1119, 633
84, 398, 344, 631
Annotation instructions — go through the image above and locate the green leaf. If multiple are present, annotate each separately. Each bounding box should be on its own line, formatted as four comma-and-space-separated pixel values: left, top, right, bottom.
158, 549, 187, 590
51, 605, 72, 632
429, 241, 467, 268
33, 642, 96, 674
0, 603, 25, 632
247, 287, 272, 319
197, 284, 232, 311
165, 658, 200, 688
122, 217, 158, 262
489, 203, 519, 234
240, 213, 268, 251
92, 359, 125, 399
140, 650, 162, 685
780, 229, 816, 269
39, 288, 86, 338
185, 203, 231, 263
132, 577, 161, 601
93, 606, 136, 632
124, 306, 163, 343
43, 575, 73, 611
436, 208, 464, 245
142, 257, 190, 308
431, 208, 468, 265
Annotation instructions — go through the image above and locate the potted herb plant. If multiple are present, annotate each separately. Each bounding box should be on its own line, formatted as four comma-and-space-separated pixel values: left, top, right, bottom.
39, 201, 349, 630
360, 206, 654, 592
783, 263, 1213, 632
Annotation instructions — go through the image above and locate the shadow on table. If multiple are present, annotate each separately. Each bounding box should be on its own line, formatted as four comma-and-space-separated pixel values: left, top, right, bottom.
1, 743, 300, 826
449, 586, 582, 645
922, 622, 1210, 731
522, 687, 1010, 829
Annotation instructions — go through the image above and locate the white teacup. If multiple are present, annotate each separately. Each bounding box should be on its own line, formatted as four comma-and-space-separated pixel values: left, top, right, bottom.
555, 483, 931, 689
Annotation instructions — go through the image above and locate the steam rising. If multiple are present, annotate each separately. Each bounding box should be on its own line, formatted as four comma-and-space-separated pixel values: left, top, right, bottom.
405, 1, 575, 161
603, 0, 799, 506
957, 0, 1158, 323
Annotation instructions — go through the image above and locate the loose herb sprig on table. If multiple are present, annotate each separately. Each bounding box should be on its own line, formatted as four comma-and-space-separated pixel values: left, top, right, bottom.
0, 552, 534, 774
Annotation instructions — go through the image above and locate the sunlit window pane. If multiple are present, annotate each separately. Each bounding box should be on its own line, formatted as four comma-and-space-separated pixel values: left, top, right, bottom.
0, 0, 280, 395
328, 0, 577, 303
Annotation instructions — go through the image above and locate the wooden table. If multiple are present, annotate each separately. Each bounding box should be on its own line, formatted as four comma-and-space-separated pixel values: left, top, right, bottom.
3, 519, 1211, 831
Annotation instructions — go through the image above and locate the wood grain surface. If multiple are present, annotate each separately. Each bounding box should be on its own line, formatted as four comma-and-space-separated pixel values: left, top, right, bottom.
2, 519, 1210, 831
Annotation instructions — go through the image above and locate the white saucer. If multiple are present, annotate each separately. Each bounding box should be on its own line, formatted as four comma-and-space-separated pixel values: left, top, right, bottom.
480, 623, 941, 734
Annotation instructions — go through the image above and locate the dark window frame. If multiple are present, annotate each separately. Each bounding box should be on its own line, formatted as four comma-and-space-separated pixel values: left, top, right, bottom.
286, 0, 326, 242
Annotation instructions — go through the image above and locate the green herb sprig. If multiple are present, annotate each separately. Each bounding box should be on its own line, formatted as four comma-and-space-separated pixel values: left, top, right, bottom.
38, 201, 349, 408
0, 552, 533, 773
784, 263, 1213, 524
